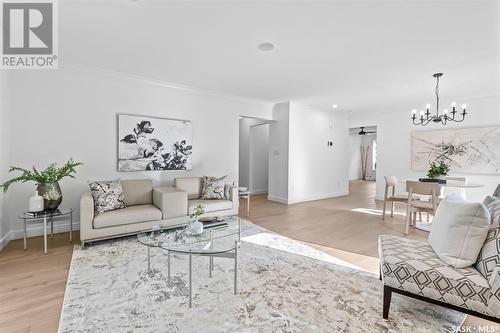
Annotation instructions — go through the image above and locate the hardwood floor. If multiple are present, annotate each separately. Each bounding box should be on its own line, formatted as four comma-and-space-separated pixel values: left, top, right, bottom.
0, 180, 495, 332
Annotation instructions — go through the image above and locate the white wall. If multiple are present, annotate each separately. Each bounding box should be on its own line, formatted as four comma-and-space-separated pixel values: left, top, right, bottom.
249, 123, 269, 194
268, 103, 290, 203
349, 94, 500, 202
4, 67, 272, 240
0, 72, 10, 249
288, 103, 349, 203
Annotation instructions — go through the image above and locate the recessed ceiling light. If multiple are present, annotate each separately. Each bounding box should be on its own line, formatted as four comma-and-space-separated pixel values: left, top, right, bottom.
332, 104, 338, 108
258, 42, 276, 51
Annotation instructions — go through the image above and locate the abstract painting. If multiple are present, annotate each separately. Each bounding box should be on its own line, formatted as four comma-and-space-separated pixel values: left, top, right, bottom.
118, 114, 192, 171
411, 126, 500, 174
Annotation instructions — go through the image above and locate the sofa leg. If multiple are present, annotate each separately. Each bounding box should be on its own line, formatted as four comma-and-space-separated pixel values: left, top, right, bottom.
383, 285, 392, 319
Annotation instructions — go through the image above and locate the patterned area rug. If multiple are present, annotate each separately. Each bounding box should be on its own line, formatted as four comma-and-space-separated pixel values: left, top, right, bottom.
59, 220, 464, 332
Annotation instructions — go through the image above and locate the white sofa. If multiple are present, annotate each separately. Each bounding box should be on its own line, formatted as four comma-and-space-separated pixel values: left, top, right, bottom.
80, 178, 238, 246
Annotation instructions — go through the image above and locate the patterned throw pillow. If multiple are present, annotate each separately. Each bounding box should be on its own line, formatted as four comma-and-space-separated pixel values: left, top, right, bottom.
475, 226, 500, 280
89, 181, 126, 213
488, 199, 500, 225
201, 176, 226, 200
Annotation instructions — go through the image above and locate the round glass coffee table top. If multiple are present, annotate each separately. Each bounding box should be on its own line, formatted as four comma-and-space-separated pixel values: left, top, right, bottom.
137, 215, 241, 254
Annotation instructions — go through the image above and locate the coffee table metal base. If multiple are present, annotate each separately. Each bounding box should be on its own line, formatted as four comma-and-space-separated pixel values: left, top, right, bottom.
146, 240, 239, 308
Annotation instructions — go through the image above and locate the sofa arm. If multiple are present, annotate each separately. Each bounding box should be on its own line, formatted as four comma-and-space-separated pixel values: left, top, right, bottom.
153, 186, 188, 219
80, 191, 95, 243
225, 184, 239, 207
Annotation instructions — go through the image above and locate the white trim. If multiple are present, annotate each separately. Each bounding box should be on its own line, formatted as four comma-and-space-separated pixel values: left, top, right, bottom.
268, 191, 350, 205
267, 195, 288, 204
0, 231, 11, 251
8, 221, 80, 241
250, 190, 268, 195
288, 191, 349, 204
61, 63, 275, 107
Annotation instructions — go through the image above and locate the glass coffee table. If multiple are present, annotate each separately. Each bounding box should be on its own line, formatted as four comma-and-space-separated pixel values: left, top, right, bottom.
137, 215, 241, 307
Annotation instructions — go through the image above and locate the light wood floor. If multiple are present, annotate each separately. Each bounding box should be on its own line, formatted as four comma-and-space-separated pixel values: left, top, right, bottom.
0, 180, 495, 332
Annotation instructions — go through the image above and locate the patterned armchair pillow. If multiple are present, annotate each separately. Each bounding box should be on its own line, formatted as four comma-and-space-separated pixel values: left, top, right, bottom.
201, 176, 226, 200
487, 199, 500, 225
475, 226, 500, 280
89, 181, 126, 214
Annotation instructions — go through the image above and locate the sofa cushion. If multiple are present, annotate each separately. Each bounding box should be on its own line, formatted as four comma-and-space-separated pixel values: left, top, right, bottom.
428, 196, 491, 268
201, 175, 227, 200
379, 235, 491, 315
89, 181, 126, 214
476, 226, 500, 281
188, 199, 232, 215
175, 177, 202, 199
121, 179, 153, 206
93, 204, 162, 229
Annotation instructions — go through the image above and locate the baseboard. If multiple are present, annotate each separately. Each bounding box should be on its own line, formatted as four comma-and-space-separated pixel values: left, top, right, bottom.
288, 191, 349, 204
268, 192, 349, 205
267, 195, 288, 204
250, 190, 268, 195
8, 221, 80, 241
0, 232, 11, 251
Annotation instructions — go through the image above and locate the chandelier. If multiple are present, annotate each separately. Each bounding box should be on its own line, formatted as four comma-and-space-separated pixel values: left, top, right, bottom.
411, 73, 467, 126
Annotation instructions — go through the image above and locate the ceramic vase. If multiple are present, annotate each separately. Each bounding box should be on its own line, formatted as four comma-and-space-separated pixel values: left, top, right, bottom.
28, 190, 44, 212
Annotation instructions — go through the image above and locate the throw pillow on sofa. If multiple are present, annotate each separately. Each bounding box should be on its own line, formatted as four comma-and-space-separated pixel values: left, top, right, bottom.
475, 225, 500, 280
201, 176, 226, 200
428, 196, 491, 268
89, 181, 126, 213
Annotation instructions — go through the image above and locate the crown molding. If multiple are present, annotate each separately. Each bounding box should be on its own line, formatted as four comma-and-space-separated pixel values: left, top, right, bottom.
59, 63, 275, 107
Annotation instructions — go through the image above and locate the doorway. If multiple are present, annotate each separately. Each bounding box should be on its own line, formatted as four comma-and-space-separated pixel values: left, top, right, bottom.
349, 126, 378, 182
239, 117, 270, 194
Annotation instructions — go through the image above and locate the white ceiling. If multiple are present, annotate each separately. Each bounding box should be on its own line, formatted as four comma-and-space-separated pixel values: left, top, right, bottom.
61, 0, 500, 113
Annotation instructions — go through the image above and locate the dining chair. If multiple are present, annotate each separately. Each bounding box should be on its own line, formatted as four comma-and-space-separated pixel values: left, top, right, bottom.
382, 176, 408, 220
404, 181, 440, 235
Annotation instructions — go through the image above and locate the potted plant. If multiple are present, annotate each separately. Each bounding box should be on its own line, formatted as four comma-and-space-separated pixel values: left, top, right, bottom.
426, 160, 450, 180
0, 158, 82, 210
188, 204, 205, 235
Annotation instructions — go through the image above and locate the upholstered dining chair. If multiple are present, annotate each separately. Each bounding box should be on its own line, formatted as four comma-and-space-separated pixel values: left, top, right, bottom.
382, 176, 408, 220
404, 181, 440, 235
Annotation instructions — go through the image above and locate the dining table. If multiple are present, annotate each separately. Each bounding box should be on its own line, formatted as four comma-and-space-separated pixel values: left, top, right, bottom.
406, 179, 486, 232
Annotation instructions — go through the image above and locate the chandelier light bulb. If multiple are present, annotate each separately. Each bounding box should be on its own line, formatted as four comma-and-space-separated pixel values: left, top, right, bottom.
443, 109, 448, 114
462, 104, 467, 109
420, 110, 424, 115
451, 102, 457, 107
412, 109, 417, 114
425, 104, 431, 109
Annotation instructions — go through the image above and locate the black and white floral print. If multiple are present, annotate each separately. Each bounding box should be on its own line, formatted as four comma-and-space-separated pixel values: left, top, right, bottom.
201, 175, 226, 200
89, 181, 126, 213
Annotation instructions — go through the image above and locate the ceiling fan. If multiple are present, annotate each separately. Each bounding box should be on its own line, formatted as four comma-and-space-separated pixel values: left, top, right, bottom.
358, 127, 376, 135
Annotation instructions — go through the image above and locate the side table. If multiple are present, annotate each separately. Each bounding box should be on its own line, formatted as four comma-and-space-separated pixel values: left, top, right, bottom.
238, 187, 250, 217
18, 208, 74, 254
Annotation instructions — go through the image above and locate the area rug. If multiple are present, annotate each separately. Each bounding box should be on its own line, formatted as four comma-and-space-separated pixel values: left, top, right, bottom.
58, 220, 464, 332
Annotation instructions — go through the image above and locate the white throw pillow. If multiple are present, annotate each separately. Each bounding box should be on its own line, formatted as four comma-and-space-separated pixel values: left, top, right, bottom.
428, 196, 491, 268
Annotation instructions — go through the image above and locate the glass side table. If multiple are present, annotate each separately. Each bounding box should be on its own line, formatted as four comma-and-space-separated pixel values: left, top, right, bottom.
18, 208, 74, 254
